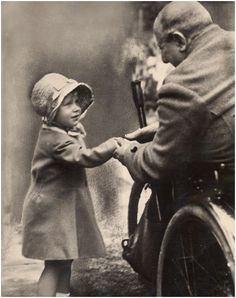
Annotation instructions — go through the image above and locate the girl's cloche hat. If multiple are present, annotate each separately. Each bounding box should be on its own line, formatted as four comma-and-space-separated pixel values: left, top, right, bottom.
31, 73, 94, 124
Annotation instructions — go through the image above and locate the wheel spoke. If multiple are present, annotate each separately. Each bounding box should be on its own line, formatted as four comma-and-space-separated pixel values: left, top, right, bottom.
172, 257, 194, 296
192, 257, 231, 294
159, 210, 234, 297
188, 231, 196, 296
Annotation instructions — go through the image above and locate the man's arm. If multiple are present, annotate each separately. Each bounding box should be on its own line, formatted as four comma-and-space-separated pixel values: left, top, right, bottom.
114, 83, 210, 182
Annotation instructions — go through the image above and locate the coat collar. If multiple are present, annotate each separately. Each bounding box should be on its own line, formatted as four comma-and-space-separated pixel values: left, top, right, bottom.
42, 123, 68, 135
42, 123, 86, 137
187, 24, 220, 55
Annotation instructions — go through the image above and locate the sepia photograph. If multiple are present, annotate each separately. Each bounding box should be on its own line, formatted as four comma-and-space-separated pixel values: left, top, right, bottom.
2, 1, 235, 296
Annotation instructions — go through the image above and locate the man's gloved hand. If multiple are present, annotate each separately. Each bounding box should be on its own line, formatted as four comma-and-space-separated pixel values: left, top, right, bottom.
125, 122, 159, 143
125, 128, 143, 140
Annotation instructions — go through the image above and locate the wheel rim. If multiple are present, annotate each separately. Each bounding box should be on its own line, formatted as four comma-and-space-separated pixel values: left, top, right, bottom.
160, 217, 234, 296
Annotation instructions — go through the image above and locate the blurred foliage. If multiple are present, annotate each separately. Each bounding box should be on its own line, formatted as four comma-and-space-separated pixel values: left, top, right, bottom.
121, 1, 234, 115
120, 2, 173, 115
135, 2, 170, 32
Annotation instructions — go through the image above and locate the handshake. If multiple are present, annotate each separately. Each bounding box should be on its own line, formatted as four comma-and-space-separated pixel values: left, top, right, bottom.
112, 137, 138, 161
109, 122, 159, 161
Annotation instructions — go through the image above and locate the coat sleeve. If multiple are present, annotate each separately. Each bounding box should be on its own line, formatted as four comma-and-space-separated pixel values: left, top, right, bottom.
53, 137, 117, 168
118, 83, 210, 182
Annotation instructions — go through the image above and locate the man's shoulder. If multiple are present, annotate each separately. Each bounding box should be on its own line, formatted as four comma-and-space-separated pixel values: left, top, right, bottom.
162, 64, 190, 89
216, 26, 234, 43
164, 25, 234, 82
163, 28, 234, 96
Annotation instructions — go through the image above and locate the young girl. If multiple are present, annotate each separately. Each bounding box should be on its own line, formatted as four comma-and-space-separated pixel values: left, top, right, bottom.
21, 73, 119, 296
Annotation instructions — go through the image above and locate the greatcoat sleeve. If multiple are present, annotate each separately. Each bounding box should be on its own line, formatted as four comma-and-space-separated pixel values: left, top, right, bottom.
53, 137, 117, 168
118, 83, 210, 182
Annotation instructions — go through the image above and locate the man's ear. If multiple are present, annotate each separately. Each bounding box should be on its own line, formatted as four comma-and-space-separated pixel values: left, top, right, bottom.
172, 31, 187, 52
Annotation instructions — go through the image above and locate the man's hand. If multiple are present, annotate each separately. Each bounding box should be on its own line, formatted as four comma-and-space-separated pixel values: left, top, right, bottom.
125, 128, 142, 140
125, 122, 159, 143
113, 138, 135, 160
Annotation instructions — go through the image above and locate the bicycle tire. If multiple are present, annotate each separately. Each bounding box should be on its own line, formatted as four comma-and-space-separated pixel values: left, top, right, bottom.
156, 199, 234, 296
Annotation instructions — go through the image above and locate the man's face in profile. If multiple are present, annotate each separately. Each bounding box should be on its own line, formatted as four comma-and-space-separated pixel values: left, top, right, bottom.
155, 31, 186, 67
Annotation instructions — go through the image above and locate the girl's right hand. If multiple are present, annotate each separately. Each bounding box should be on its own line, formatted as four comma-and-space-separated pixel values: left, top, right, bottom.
103, 137, 125, 152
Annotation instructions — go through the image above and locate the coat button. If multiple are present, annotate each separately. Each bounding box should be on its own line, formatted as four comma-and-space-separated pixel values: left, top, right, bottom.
130, 146, 137, 153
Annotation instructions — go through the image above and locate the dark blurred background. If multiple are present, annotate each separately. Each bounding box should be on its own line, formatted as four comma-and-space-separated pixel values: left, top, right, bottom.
2, 1, 234, 223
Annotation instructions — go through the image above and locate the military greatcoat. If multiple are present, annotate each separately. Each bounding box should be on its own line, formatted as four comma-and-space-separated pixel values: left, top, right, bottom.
118, 24, 234, 188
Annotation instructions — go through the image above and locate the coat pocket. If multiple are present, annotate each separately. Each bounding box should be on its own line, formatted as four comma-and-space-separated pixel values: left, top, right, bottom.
22, 191, 47, 224
29, 192, 50, 213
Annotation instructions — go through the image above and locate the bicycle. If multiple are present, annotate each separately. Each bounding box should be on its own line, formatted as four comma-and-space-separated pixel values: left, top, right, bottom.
126, 177, 234, 296
121, 81, 235, 296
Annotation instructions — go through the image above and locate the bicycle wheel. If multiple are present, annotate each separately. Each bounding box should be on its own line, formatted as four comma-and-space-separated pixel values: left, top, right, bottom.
156, 199, 234, 296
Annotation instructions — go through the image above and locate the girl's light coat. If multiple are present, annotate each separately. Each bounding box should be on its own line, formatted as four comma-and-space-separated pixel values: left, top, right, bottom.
22, 125, 116, 260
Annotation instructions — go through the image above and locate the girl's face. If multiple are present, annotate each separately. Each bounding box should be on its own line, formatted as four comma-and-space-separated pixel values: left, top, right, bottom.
54, 90, 82, 129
